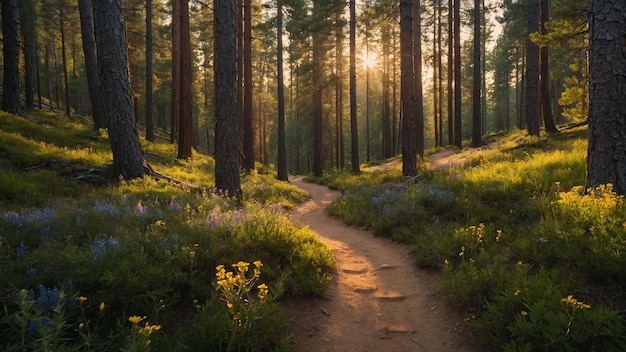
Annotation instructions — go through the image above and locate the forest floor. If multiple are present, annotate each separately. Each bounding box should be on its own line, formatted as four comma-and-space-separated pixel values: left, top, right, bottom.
282, 150, 485, 352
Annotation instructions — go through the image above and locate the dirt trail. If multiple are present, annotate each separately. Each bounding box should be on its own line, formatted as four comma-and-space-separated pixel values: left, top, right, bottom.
282, 176, 481, 352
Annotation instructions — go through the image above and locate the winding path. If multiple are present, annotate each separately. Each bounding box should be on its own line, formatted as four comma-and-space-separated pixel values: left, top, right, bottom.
283, 176, 481, 352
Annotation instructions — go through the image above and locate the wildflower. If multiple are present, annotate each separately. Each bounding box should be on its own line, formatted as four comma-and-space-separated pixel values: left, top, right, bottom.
128, 315, 146, 324
521, 311, 528, 316
16, 241, 27, 257
258, 283, 269, 300
77, 296, 88, 304
514, 288, 521, 296
561, 295, 591, 309
27, 266, 37, 278
99, 302, 105, 312
459, 246, 465, 257
138, 322, 161, 336
92, 234, 121, 261
135, 201, 148, 217
35, 285, 60, 313
233, 261, 250, 274
79, 322, 85, 329
94, 201, 120, 217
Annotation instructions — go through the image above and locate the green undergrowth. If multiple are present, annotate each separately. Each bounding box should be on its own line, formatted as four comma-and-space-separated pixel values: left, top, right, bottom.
0, 109, 332, 351
324, 127, 626, 351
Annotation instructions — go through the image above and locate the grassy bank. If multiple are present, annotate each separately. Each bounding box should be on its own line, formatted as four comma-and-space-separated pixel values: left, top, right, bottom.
322, 128, 626, 351
0, 110, 333, 351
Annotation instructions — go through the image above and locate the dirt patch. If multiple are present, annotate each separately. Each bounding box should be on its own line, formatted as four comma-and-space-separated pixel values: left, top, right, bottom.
282, 176, 483, 352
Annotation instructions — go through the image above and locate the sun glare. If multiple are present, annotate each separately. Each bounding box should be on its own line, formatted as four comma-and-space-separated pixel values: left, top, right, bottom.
362, 51, 378, 69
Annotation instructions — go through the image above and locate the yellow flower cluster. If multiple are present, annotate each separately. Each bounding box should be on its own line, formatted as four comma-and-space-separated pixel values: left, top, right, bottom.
128, 315, 146, 324
215, 260, 269, 310
561, 295, 591, 310
257, 283, 269, 300
138, 322, 162, 336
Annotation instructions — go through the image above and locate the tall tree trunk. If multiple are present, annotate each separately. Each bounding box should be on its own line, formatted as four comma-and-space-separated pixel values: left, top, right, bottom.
93, 0, 147, 179
214, 0, 242, 199
365, 36, 370, 162
382, 25, 392, 159
349, 0, 360, 174
277, 0, 287, 181
453, 0, 462, 148
145, 0, 154, 141
20, 0, 37, 108
237, 0, 244, 153
437, 0, 443, 145
526, 0, 541, 136
586, 0, 626, 194
1, 0, 22, 116
78, 0, 106, 129
170, 0, 180, 143
400, 0, 417, 176
540, 0, 557, 133
447, 0, 453, 145
60, 8, 71, 117
312, 1, 324, 178
243, 0, 255, 171
178, 0, 192, 159
471, 0, 481, 147
335, 9, 345, 168
413, 0, 424, 159
432, 0, 439, 148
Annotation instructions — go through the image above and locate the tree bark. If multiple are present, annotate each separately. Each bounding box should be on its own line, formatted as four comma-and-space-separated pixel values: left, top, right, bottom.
400, 0, 417, 176
471, 0, 481, 147
539, 0, 558, 133
586, 0, 626, 194
93, 0, 147, 179
277, 0, 288, 181
526, 0, 541, 136
60, 7, 71, 117
145, 0, 154, 141
178, 0, 193, 159
335, 10, 345, 168
349, 0, 360, 174
312, 0, 324, 178
78, 0, 106, 130
382, 24, 392, 159
214, 0, 242, 199
1, 0, 22, 116
20, 0, 37, 109
453, 0, 462, 148
413, 0, 424, 159
170, 0, 180, 144
243, 0, 255, 171
447, 0, 453, 146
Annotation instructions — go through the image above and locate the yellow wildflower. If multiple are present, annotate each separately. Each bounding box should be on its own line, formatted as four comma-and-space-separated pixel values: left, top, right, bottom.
128, 315, 146, 324
258, 283, 269, 300
99, 302, 105, 312
77, 296, 87, 304
561, 295, 591, 309
521, 311, 528, 316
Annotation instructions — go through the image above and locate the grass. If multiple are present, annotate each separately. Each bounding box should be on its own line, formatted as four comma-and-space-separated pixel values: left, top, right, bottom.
0, 109, 333, 351
324, 126, 626, 351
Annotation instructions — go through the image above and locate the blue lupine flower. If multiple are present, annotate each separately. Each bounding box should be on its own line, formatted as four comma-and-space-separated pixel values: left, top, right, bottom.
92, 234, 121, 261
27, 267, 37, 278
27, 316, 55, 336
168, 200, 183, 212
16, 242, 27, 257
34, 285, 61, 313
94, 201, 120, 217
